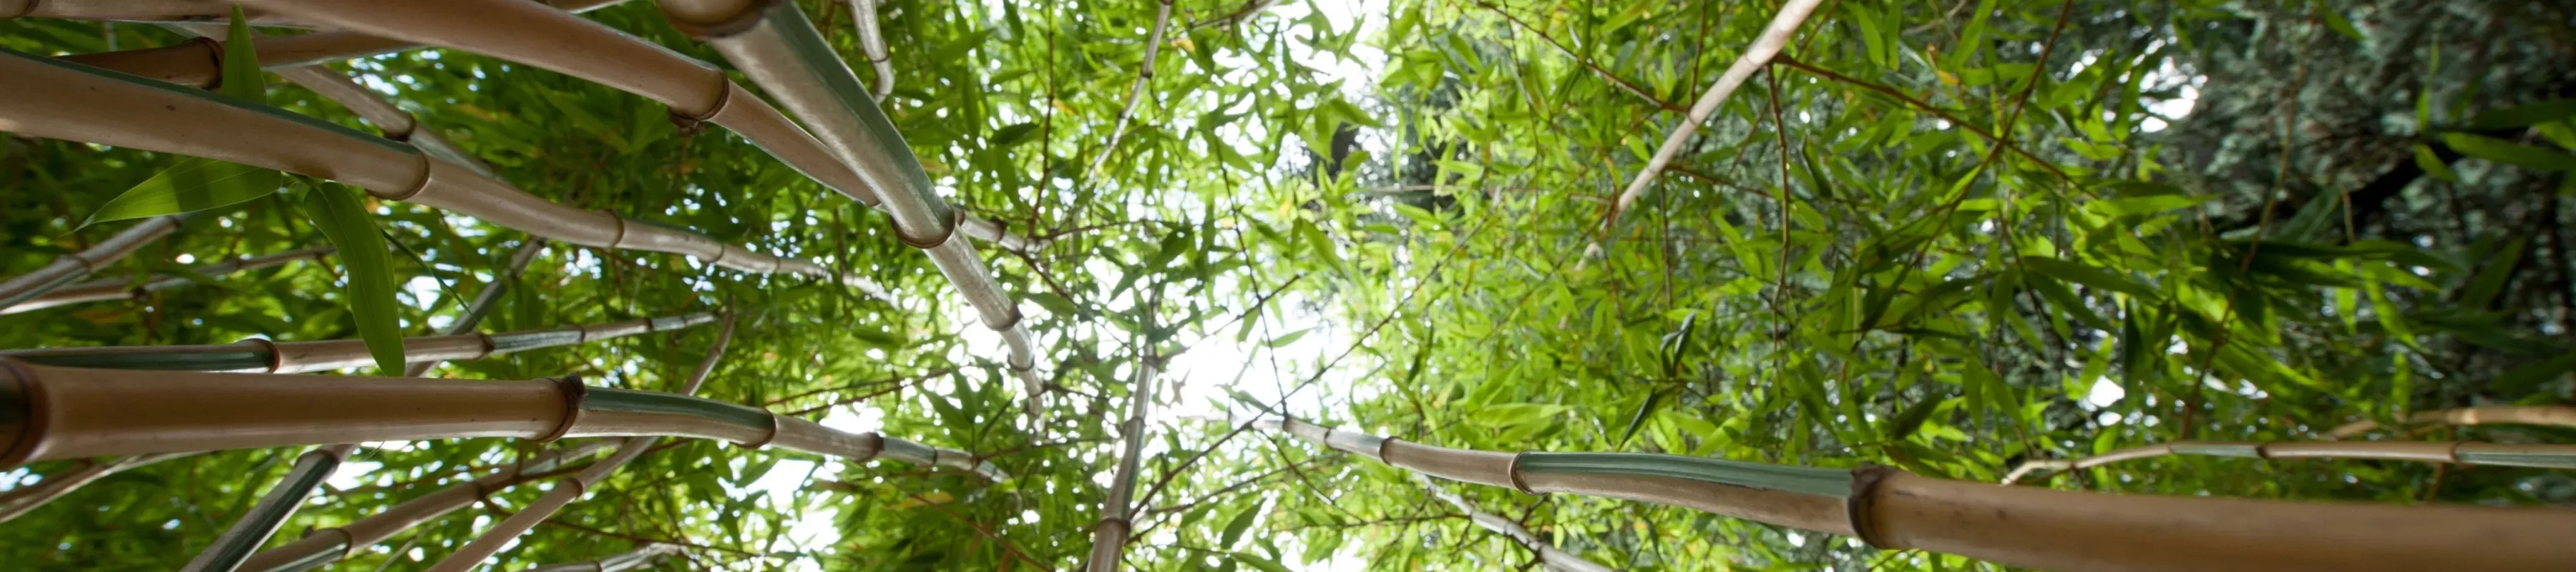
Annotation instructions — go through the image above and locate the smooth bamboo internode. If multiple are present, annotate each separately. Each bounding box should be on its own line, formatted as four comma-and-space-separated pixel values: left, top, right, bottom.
1252, 418, 2576, 571
0, 50, 890, 297
0, 451, 189, 523
236, 443, 610, 572
0, 359, 1005, 480
2002, 440, 2576, 484
1, 312, 717, 374
2326, 405, 2576, 439
1085, 358, 1159, 572
1, 246, 329, 315
0, 215, 185, 310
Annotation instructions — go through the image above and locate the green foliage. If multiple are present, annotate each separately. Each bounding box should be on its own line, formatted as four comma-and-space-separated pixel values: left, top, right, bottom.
293, 179, 406, 375
80, 8, 284, 227
1, 0, 2572, 571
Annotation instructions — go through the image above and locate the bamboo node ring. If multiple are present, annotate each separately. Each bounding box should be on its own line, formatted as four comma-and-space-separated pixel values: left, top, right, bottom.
736, 412, 783, 450
666, 79, 733, 137
383, 149, 434, 202
896, 207, 965, 251
1846, 464, 1897, 550
0, 359, 47, 470
311, 527, 361, 561
536, 376, 590, 443
659, 0, 775, 39
983, 305, 1025, 332
233, 337, 286, 373
1505, 451, 1536, 495
602, 212, 630, 250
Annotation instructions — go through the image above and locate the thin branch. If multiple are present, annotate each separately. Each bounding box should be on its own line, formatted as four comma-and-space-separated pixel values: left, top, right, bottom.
1082, 0, 1175, 179
1601, 0, 1826, 230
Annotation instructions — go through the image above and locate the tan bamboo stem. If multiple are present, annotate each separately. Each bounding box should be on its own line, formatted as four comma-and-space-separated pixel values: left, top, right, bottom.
166, 24, 498, 177
1415, 473, 1615, 572
0, 451, 189, 523
523, 543, 681, 572
1252, 418, 2576, 571
0, 215, 184, 310
2, 0, 634, 27
2000, 440, 2576, 484
1086, 358, 1158, 572
0, 312, 717, 374
1, 246, 331, 315
0, 52, 890, 298
225, 0, 1038, 253
2326, 405, 2576, 439
425, 314, 735, 572
1601, 0, 1823, 229
655, 0, 1046, 413
237, 443, 610, 572
1082, 0, 1173, 180
0, 359, 1004, 480
62, 32, 420, 87
847, 0, 893, 102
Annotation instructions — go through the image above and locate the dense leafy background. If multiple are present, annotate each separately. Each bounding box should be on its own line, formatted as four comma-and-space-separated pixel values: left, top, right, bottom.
3, 0, 2573, 570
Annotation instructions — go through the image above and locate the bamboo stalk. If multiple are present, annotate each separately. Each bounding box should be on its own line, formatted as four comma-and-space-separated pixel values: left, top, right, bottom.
654, 0, 1046, 413
2325, 405, 2576, 439
523, 543, 681, 572
183, 242, 551, 572
1600, 0, 1824, 230
0, 50, 891, 298
1081, 0, 1173, 180
165, 24, 498, 177
61, 32, 419, 87
3, 0, 634, 27
1, 311, 717, 374
236, 442, 611, 572
1, 246, 332, 315
847, 0, 893, 102
1086, 358, 1159, 572
222, 0, 1040, 253
0, 451, 189, 523
0, 359, 1005, 481
1414, 473, 1615, 572
1251, 418, 2576, 571
425, 314, 736, 572
2000, 440, 2576, 484
0, 214, 187, 310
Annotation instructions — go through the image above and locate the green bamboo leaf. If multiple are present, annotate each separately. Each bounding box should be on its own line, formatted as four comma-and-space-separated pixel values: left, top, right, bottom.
1615, 389, 1669, 448
296, 181, 406, 375
1884, 395, 1946, 441
2021, 256, 2157, 300
80, 7, 282, 227
1218, 500, 1263, 547
990, 122, 1040, 147
2466, 99, 2576, 130
2442, 132, 2576, 171
1232, 552, 1292, 572
2492, 352, 2576, 395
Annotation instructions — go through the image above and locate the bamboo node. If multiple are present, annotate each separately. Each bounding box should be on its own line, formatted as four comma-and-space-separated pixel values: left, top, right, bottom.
1846, 464, 1898, 550
536, 376, 590, 443
983, 305, 1025, 333
232, 337, 287, 374
309, 526, 361, 561
1505, 451, 1535, 494
895, 207, 965, 251
736, 412, 782, 449
658, 0, 775, 39
0, 359, 44, 469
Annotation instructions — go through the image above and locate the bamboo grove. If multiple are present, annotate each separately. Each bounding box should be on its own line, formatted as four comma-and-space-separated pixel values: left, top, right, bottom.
3, 0, 2575, 571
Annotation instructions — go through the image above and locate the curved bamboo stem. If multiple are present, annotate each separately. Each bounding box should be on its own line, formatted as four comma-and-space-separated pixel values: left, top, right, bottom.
1086, 358, 1159, 572
2001, 440, 2576, 484
0, 359, 1005, 481
523, 543, 681, 572
847, 0, 893, 102
655, 0, 1046, 414
1081, 0, 1172, 181
426, 314, 736, 572
166, 24, 499, 177
3, 0, 633, 27
1, 311, 716, 374
1251, 418, 2576, 571
1415, 473, 1615, 572
184, 245, 554, 572
0, 451, 189, 523
220, 0, 1038, 253
62, 31, 419, 87
2325, 405, 2576, 439
0, 50, 891, 299
1601, 0, 1823, 230
1, 246, 331, 315
0, 214, 186, 310
236, 443, 611, 572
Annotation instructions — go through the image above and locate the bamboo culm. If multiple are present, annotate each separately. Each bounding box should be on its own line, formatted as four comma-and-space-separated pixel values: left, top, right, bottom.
204, 0, 1037, 253
183, 242, 548, 572
235, 442, 611, 572
649, 0, 1048, 414
1, 246, 331, 315
1600, 0, 1825, 231
1415, 473, 1616, 572
166, 24, 497, 177
426, 313, 735, 572
522, 543, 681, 572
0, 451, 189, 523
1081, 0, 1173, 180
0, 214, 188, 310
1, 310, 716, 374
1250, 417, 2576, 571
1085, 358, 1160, 572
2001, 440, 2576, 484
0, 50, 894, 300
847, 0, 894, 101
0, 359, 1007, 481
2325, 405, 2576, 439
